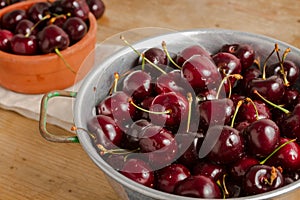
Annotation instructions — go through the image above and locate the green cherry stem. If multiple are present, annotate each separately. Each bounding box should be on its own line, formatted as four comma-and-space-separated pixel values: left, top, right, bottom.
120, 35, 167, 74
55, 48, 76, 74
25, 14, 51, 37
245, 97, 260, 121
253, 90, 290, 114
186, 92, 193, 133
161, 41, 182, 70
129, 98, 171, 115
260, 138, 297, 165
230, 99, 244, 128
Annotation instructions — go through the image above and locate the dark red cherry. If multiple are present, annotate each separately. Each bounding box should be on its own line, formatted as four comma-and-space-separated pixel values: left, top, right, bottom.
27, 2, 51, 23
1, 9, 27, 31
0, 0, 9, 9
61, 0, 90, 21
281, 88, 300, 110
192, 161, 226, 181
143, 47, 167, 65
174, 175, 222, 198
198, 98, 235, 131
63, 17, 87, 42
266, 60, 300, 86
10, 34, 38, 55
279, 104, 300, 141
15, 19, 36, 36
237, 99, 271, 123
156, 163, 191, 193
37, 24, 70, 53
139, 124, 178, 168
120, 158, 155, 188
181, 55, 220, 92
229, 156, 259, 183
266, 137, 300, 172
243, 165, 284, 195
235, 67, 261, 94
248, 75, 285, 104
176, 45, 211, 67
0, 29, 13, 52
245, 118, 280, 158
87, 115, 123, 149
149, 91, 189, 130
86, 0, 105, 19
122, 69, 153, 102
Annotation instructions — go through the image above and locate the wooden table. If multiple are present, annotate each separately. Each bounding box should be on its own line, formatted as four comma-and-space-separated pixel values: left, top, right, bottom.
1, 0, 300, 199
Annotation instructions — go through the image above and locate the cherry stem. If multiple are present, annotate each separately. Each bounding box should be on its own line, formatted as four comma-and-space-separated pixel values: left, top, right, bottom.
245, 97, 259, 121
253, 57, 261, 70
262, 44, 277, 80
113, 72, 119, 93
260, 138, 296, 165
129, 98, 171, 115
26, 14, 51, 37
161, 41, 182, 70
71, 126, 95, 140
186, 92, 193, 133
222, 174, 230, 198
275, 44, 290, 86
253, 90, 290, 114
97, 144, 139, 156
48, 14, 68, 25
230, 99, 243, 128
216, 74, 243, 99
55, 48, 76, 74
120, 35, 167, 74
141, 53, 146, 71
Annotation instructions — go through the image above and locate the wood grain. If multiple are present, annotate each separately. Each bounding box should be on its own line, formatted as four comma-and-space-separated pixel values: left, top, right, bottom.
1, 0, 300, 199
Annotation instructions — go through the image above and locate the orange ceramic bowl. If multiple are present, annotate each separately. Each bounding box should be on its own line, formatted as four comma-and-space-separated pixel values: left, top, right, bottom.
0, 0, 97, 94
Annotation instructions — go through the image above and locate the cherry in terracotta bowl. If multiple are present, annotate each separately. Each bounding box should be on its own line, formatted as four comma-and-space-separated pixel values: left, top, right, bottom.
0, 0, 97, 94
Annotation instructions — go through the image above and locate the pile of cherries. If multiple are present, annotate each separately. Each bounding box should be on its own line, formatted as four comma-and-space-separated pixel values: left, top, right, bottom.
87, 36, 300, 199
0, 0, 105, 55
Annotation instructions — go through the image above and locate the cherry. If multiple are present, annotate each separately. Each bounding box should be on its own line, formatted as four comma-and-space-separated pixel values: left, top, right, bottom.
0, 29, 13, 52
234, 67, 261, 94
87, 115, 123, 149
27, 1, 51, 23
281, 88, 300, 110
181, 55, 220, 92
245, 118, 280, 158
149, 91, 189, 130
198, 98, 235, 131
0, 0, 9, 9
120, 158, 155, 188
199, 125, 245, 164
61, 0, 90, 21
243, 165, 284, 195
174, 175, 222, 198
280, 104, 300, 141
192, 161, 226, 182
237, 99, 271, 123
156, 163, 191, 193
37, 24, 70, 53
266, 137, 300, 172
63, 16, 87, 42
122, 69, 154, 102
143, 47, 167, 65
176, 45, 211, 67
10, 34, 38, 55
86, 0, 106, 19
229, 156, 259, 183
1, 9, 27, 31
15, 19, 36, 36
247, 75, 285, 104
139, 124, 178, 168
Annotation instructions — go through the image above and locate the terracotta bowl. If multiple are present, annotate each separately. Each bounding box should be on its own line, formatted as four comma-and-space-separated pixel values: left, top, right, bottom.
0, 0, 97, 94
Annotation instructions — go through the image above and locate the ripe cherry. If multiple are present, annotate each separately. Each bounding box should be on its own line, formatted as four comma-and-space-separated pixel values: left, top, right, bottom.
27, 1, 51, 23
192, 161, 226, 182
10, 34, 38, 55
63, 16, 87, 42
86, 0, 106, 19
1, 9, 27, 31
0, 29, 13, 52
176, 45, 211, 67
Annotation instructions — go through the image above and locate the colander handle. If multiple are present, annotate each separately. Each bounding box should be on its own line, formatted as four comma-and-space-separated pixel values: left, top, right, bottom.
39, 90, 79, 143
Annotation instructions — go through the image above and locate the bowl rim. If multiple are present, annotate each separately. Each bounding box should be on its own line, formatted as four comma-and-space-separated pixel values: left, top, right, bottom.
74, 28, 300, 200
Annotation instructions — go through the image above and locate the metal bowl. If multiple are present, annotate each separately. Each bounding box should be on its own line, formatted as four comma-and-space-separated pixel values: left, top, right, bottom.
40, 29, 300, 200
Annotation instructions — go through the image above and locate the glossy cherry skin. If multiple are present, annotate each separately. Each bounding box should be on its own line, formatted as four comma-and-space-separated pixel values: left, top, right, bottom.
143, 47, 167, 65
266, 137, 300, 172
229, 156, 259, 183
37, 24, 70, 53
174, 175, 222, 198
120, 158, 155, 188
27, 2, 51, 23
192, 161, 226, 182
156, 163, 191, 193
243, 165, 284, 195
266, 60, 300, 86
245, 118, 280, 158
10, 34, 38, 55
61, 0, 90, 21
139, 124, 178, 168
237, 99, 271, 123
0, 29, 13, 52
199, 125, 245, 164
281, 88, 300, 110
87, 115, 123, 149
1, 9, 27, 31
122, 69, 153, 102
63, 17, 87, 42
235, 67, 261, 94
181, 55, 220, 92
86, 0, 105, 19
280, 104, 300, 141
198, 98, 235, 131
15, 19, 36, 36
176, 45, 211, 67
247, 75, 285, 103
149, 91, 189, 130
